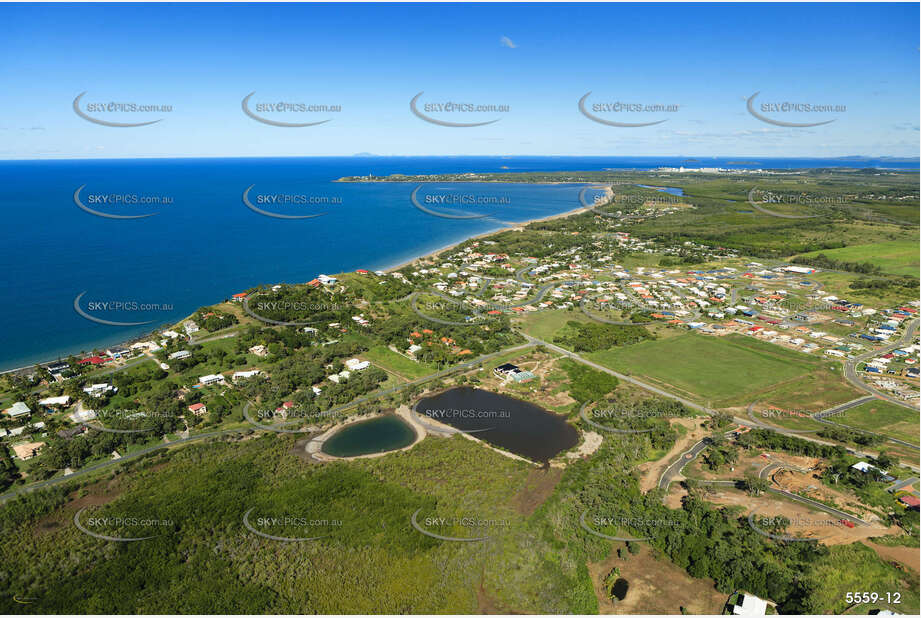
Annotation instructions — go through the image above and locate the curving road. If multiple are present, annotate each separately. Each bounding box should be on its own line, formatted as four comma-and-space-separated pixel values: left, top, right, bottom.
658, 438, 711, 490
758, 462, 870, 526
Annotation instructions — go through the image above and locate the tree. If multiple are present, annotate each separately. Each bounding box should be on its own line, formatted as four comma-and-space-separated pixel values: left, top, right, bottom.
742, 472, 769, 496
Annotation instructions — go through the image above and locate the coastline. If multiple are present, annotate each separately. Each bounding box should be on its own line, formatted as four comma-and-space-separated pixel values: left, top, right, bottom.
1, 185, 609, 377
382, 183, 612, 273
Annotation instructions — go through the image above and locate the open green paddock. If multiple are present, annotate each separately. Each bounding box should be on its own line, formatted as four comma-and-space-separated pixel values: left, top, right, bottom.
587, 332, 847, 407
795, 240, 920, 276
837, 399, 920, 446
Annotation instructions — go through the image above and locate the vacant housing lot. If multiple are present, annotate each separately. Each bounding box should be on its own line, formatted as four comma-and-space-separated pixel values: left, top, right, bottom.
795, 240, 919, 276
588, 333, 824, 405
839, 400, 920, 445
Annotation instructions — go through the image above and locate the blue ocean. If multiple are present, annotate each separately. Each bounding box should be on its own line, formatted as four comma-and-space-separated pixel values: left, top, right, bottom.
0, 155, 916, 371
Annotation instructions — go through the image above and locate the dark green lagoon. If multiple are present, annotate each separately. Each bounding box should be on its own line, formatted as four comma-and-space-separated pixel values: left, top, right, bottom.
321, 415, 416, 457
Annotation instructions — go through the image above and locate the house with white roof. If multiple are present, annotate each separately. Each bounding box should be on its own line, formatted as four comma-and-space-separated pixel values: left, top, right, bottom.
4, 402, 31, 418
731, 592, 768, 615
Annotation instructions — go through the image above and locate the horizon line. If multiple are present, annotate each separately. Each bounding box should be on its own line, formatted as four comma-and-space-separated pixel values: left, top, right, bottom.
1, 154, 919, 163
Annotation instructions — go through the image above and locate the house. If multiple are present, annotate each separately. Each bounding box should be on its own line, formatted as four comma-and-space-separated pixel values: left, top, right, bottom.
199, 374, 225, 386
38, 395, 71, 407
83, 383, 117, 398
187, 403, 207, 416
57, 426, 86, 440
249, 345, 268, 357
11, 442, 44, 460
77, 355, 112, 366
231, 292, 248, 302
344, 358, 370, 371
898, 495, 920, 510
494, 363, 520, 378
46, 361, 70, 375
183, 321, 200, 334
169, 350, 192, 360
731, 593, 768, 616
106, 346, 131, 359
4, 402, 31, 418
851, 461, 892, 480
232, 369, 261, 381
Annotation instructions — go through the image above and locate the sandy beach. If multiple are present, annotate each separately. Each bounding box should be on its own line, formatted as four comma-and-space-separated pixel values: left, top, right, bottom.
383, 182, 613, 273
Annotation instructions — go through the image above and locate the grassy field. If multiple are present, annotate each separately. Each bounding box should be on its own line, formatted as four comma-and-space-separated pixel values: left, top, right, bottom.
363, 345, 436, 380
587, 333, 832, 406
515, 309, 591, 341
801, 542, 920, 614
837, 400, 920, 446
795, 240, 920, 276
746, 370, 864, 413
809, 271, 918, 307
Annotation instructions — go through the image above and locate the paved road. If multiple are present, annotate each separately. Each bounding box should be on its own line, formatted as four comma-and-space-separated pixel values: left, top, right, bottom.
0, 428, 245, 505
1, 341, 539, 502
810, 396, 920, 451
529, 333, 919, 473
813, 396, 876, 419
758, 462, 870, 526
885, 476, 919, 493
657, 438, 711, 490
843, 318, 919, 410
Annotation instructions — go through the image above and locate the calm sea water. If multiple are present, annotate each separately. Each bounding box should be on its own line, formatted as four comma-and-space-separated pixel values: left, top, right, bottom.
0, 156, 915, 370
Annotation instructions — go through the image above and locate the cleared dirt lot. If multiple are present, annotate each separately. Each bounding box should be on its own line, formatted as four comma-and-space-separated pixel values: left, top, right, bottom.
772, 467, 882, 522
866, 540, 920, 574
588, 543, 726, 614
698, 486, 899, 545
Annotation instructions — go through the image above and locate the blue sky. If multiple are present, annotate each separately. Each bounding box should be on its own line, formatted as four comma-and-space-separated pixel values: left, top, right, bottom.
0, 2, 918, 159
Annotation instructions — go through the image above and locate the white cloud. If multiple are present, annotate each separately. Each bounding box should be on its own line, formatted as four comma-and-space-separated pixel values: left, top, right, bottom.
499, 36, 517, 49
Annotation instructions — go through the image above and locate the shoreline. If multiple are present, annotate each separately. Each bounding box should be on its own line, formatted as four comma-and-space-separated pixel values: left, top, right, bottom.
1, 183, 611, 377
382, 183, 611, 273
